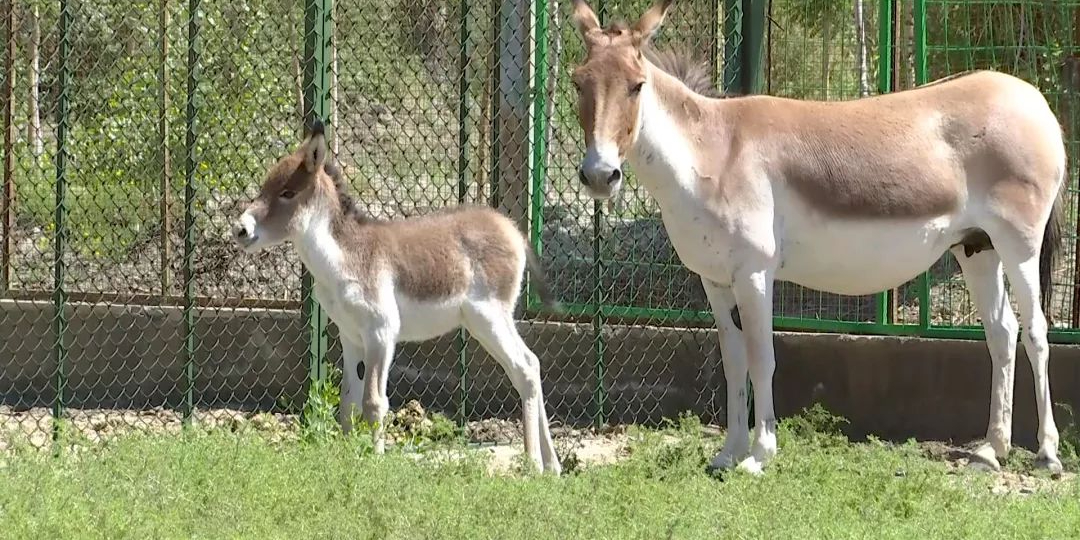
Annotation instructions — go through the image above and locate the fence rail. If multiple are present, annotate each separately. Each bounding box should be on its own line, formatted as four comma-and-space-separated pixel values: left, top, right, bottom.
1, 0, 1080, 442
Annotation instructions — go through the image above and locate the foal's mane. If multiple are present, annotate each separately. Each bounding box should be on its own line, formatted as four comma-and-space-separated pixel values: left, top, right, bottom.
323, 158, 376, 224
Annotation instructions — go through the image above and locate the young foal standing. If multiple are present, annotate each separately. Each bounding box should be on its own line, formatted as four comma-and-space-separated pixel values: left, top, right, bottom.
232, 120, 561, 474
570, 0, 1066, 475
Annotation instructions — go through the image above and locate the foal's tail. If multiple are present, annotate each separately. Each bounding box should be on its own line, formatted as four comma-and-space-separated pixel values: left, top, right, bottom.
525, 246, 563, 313
1040, 156, 1068, 323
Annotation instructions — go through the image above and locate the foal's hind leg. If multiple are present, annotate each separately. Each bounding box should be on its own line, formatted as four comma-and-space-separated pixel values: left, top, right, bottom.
991, 228, 1063, 474
462, 301, 547, 473
513, 333, 561, 474
951, 246, 1018, 470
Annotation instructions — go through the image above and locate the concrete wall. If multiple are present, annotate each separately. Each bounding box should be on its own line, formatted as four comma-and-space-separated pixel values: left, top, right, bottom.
2, 299, 1079, 449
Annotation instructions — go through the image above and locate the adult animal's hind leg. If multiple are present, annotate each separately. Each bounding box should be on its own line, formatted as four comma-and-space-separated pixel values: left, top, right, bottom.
992, 227, 1062, 474
463, 302, 546, 473
951, 246, 1018, 471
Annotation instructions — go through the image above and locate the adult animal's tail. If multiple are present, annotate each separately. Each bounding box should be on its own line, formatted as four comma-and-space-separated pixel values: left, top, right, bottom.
1040, 157, 1067, 323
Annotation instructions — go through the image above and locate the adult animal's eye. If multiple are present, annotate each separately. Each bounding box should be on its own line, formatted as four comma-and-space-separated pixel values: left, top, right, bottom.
280, 189, 296, 200
629, 81, 644, 95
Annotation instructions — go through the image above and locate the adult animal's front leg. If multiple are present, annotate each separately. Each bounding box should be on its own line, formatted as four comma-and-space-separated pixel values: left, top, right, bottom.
362, 327, 397, 454
732, 268, 778, 475
701, 278, 750, 473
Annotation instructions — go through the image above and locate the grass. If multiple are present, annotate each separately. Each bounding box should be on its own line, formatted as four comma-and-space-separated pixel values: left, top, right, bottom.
1, 409, 1079, 540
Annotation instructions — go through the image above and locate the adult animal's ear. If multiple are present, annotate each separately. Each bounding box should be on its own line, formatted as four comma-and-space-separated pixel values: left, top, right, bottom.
572, 0, 601, 37
632, 0, 673, 46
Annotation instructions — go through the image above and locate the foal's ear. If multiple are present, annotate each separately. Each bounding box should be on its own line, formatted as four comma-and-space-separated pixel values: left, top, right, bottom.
302, 118, 327, 173
572, 0, 601, 37
633, 0, 673, 45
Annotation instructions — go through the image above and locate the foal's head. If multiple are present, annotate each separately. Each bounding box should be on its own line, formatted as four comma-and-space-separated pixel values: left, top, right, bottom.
570, 0, 672, 199
232, 120, 333, 253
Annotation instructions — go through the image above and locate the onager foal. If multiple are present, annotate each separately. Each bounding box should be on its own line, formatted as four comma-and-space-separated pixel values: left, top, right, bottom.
232, 120, 561, 474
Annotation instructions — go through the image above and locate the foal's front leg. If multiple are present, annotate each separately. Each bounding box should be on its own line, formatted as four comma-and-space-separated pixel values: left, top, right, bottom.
701, 278, 751, 473
361, 324, 397, 454
339, 335, 366, 434
731, 268, 779, 474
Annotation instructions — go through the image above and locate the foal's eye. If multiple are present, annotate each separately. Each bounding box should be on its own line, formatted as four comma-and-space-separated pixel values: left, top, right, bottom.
279, 189, 296, 200
629, 82, 644, 95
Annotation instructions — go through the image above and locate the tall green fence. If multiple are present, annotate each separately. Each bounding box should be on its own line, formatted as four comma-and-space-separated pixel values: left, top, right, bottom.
1, 0, 1079, 444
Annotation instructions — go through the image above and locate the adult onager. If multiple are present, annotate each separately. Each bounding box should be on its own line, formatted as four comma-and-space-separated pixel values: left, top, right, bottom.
231, 120, 561, 474
570, 0, 1066, 475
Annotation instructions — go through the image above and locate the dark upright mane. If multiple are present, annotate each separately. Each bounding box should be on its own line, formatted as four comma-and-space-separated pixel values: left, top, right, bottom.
643, 46, 738, 99
324, 158, 375, 224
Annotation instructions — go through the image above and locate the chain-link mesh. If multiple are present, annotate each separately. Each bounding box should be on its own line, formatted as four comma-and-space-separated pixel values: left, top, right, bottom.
3, 0, 1080, 448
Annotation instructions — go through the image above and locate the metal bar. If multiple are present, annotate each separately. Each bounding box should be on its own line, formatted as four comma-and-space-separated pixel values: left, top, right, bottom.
913, 0, 930, 329
53, 0, 72, 441
2, 0, 14, 293
740, 0, 766, 95
456, 0, 471, 425
159, 0, 172, 301
529, 0, 549, 310
1, 290, 302, 310
722, 0, 742, 92
302, 0, 332, 389
487, 1, 502, 209
527, 302, 1080, 345
711, 0, 721, 88
875, 0, 893, 325
183, 0, 201, 423
592, 0, 608, 428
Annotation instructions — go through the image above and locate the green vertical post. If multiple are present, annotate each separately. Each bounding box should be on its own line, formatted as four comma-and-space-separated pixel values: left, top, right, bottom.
182, 0, 200, 423
875, 0, 893, 325
52, 0, 72, 440
722, 0, 742, 92
592, 0, 608, 428
739, 0, 766, 95
456, 0, 471, 425
529, 0, 549, 310
710, 0, 721, 87
914, 0, 930, 329
302, 0, 332, 387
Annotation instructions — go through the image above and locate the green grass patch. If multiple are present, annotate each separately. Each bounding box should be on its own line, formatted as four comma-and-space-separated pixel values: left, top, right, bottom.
2, 409, 1079, 540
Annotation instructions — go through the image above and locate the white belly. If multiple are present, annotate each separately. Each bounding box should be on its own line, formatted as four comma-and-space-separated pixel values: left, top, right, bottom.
653, 194, 967, 297
315, 283, 463, 344
776, 211, 961, 296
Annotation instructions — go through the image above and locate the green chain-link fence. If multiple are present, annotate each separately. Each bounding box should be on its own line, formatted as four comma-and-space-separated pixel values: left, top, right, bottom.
1, 0, 1079, 447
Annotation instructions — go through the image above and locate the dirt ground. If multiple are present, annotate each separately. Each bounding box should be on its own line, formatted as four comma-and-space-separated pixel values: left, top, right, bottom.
1, 405, 1073, 496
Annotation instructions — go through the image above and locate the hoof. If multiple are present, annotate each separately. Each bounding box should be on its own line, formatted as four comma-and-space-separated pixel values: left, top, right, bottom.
1034, 454, 1064, 479
967, 444, 1002, 472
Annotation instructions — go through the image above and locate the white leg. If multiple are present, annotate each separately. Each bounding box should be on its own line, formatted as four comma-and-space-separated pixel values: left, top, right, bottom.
515, 333, 561, 474
463, 302, 545, 473
951, 247, 1018, 471
997, 247, 1062, 474
339, 335, 366, 434
701, 278, 751, 473
731, 268, 778, 475
361, 327, 396, 454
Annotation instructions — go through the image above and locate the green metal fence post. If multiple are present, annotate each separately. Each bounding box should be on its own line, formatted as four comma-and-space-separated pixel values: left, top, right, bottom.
529, 0, 549, 310
182, 0, 201, 423
456, 0, 471, 424
302, 0, 332, 389
913, 0, 930, 330
722, 0, 742, 92
740, 0, 766, 95
52, 0, 72, 441
593, 0, 609, 428
875, 0, 894, 325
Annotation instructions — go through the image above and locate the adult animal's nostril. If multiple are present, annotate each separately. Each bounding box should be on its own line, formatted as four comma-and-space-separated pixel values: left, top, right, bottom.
607, 169, 622, 185
578, 168, 589, 186
235, 226, 248, 239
